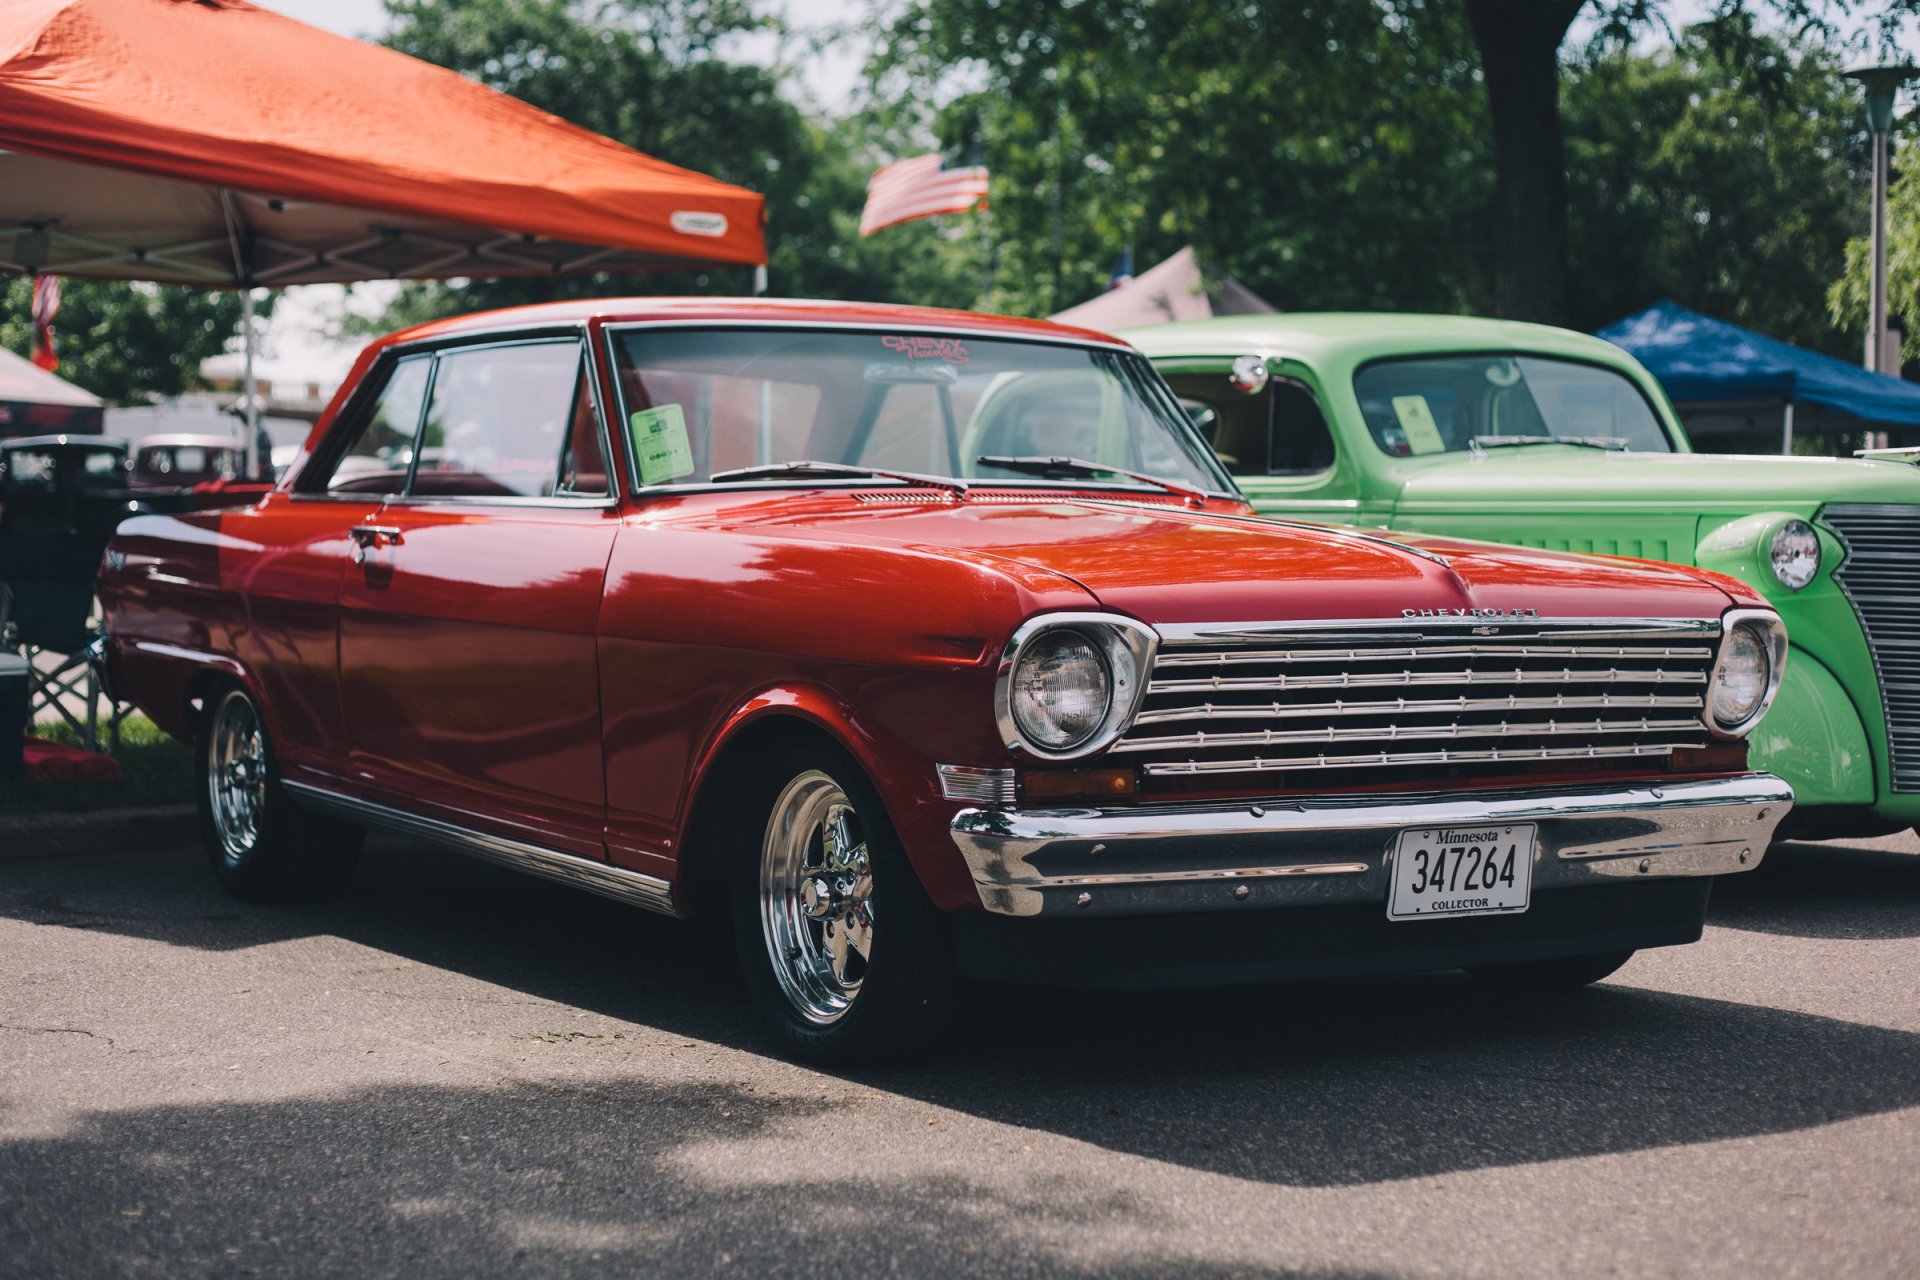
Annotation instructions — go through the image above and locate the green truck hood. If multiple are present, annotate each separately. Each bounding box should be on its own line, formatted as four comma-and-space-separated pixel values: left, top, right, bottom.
1391, 448, 1920, 515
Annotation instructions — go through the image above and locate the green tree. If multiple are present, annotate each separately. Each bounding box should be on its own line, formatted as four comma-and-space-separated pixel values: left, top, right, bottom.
874, 0, 1494, 320
357, 0, 975, 331
1830, 133, 1920, 359
1462, 0, 1902, 325
1564, 20, 1866, 350
0, 279, 251, 406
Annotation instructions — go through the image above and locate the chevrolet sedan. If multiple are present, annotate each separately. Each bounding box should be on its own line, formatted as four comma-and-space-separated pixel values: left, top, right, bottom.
98, 299, 1792, 1063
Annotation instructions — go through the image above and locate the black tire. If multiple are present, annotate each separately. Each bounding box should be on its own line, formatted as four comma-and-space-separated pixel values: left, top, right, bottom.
196, 685, 362, 902
1466, 949, 1634, 992
728, 737, 957, 1066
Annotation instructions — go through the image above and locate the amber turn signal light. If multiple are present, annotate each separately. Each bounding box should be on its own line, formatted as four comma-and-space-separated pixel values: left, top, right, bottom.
1022, 767, 1137, 802
1668, 743, 1750, 773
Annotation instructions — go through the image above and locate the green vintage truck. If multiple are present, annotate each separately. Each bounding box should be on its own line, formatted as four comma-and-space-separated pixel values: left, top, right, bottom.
1127, 314, 1920, 840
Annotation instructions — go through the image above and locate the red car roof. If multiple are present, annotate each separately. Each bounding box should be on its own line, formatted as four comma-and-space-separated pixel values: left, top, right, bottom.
382, 297, 1127, 350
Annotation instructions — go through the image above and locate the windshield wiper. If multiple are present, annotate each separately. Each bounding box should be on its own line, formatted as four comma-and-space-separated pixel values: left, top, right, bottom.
1468, 435, 1628, 452
974, 455, 1207, 503
706, 460, 969, 496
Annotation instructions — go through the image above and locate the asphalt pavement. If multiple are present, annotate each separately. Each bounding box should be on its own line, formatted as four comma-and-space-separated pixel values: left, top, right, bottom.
2, 819, 1917, 1279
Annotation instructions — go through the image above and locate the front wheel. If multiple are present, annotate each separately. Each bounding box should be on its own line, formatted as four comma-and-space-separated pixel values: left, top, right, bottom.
729, 740, 956, 1065
197, 685, 362, 902
1466, 949, 1634, 992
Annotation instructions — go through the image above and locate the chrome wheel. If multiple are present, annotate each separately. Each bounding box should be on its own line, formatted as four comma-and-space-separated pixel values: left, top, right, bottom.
207, 692, 268, 865
759, 770, 874, 1025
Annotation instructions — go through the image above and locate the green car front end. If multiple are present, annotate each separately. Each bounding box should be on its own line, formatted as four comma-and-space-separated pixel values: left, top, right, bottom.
1128, 314, 1920, 839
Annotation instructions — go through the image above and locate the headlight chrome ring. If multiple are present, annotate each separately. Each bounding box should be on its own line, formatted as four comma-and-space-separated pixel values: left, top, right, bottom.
995, 614, 1159, 761
1768, 519, 1821, 591
1705, 609, 1788, 738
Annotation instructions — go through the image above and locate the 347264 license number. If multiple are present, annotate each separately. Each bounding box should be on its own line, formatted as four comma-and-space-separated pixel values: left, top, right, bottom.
1387, 823, 1536, 920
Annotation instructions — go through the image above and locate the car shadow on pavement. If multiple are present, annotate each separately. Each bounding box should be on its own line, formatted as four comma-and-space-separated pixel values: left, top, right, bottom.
0, 1079, 1383, 1280
8, 834, 1920, 1194
1708, 838, 1920, 940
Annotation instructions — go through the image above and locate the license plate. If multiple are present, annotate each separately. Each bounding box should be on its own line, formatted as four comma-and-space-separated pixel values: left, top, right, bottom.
1387, 823, 1535, 921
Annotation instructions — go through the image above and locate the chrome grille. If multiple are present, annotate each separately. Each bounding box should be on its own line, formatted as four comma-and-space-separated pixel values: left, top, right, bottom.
1116, 619, 1718, 778
1822, 504, 1920, 792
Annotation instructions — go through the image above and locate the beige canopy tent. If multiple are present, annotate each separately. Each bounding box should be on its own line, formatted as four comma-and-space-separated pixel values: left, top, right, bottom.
1050, 246, 1277, 331
0, 345, 103, 437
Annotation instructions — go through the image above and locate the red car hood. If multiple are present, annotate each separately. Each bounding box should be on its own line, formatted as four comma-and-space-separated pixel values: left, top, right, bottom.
708, 494, 1739, 626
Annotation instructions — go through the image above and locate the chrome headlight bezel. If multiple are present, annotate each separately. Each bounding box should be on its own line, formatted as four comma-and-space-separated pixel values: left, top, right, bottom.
1767, 519, 1821, 591
995, 613, 1159, 761
1703, 608, 1788, 738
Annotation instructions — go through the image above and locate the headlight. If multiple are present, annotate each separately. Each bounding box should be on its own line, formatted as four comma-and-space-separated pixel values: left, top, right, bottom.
1011, 631, 1111, 750
1768, 520, 1820, 591
1706, 612, 1788, 737
996, 615, 1159, 760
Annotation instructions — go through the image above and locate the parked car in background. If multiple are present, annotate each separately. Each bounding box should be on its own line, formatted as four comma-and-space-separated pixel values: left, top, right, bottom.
129, 433, 246, 489
1130, 314, 1920, 842
0, 434, 131, 541
99, 299, 1791, 1063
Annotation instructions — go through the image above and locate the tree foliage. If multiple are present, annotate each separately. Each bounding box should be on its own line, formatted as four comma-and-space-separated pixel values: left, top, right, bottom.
0, 279, 253, 407
1831, 134, 1920, 360
1564, 18, 1866, 352
358, 0, 976, 331
874, 0, 1493, 319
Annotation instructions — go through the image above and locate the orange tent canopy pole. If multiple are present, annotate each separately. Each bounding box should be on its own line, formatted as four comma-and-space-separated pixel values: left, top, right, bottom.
0, 0, 767, 286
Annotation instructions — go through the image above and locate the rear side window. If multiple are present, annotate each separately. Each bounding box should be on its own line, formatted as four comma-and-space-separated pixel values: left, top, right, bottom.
1165, 375, 1335, 476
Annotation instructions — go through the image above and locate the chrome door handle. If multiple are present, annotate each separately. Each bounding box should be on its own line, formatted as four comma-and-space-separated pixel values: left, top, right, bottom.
349, 524, 402, 564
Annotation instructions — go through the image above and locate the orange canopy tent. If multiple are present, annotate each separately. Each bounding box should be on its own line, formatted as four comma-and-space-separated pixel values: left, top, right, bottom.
0, 0, 768, 286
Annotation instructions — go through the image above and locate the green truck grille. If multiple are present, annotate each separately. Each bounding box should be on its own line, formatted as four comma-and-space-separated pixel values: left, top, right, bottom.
1823, 504, 1920, 793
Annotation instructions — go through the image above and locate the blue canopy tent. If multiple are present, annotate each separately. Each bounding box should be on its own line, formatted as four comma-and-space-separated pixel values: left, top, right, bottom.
1598, 301, 1920, 454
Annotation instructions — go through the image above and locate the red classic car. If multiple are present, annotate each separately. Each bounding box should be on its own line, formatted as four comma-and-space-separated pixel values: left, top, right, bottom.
97, 298, 1793, 1063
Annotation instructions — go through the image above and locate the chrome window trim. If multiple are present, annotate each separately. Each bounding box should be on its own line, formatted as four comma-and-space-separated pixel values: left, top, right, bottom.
993, 612, 1160, 762
600, 319, 1241, 501
295, 323, 621, 505
283, 780, 679, 917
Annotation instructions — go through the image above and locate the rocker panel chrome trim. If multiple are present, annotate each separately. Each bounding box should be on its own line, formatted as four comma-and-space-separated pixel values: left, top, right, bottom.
283, 781, 680, 917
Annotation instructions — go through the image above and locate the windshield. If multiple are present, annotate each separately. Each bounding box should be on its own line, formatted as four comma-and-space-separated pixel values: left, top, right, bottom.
1354, 354, 1675, 456
609, 327, 1233, 492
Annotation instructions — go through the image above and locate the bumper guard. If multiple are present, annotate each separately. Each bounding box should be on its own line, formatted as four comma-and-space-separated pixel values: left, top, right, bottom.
949, 773, 1792, 918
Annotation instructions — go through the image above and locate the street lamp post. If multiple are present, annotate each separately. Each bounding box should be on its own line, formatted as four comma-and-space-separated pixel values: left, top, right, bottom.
1847, 64, 1919, 375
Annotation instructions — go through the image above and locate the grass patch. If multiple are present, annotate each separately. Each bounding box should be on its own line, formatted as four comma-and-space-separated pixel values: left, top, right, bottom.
0, 715, 193, 815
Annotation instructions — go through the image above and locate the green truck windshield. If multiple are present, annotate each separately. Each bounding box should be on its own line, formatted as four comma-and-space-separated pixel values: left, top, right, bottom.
1354, 354, 1675, 457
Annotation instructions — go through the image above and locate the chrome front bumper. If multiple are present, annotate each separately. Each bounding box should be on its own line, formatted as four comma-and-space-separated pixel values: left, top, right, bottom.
949, 774, 1792, 918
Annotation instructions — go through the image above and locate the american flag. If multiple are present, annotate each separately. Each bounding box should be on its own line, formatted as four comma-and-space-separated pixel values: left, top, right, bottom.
30, 274, 61, 372
859, 152, 990, 237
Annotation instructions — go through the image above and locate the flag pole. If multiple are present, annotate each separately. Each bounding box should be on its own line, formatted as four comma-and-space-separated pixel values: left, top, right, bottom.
977, 203, 993, 308
242, 287, 261, 479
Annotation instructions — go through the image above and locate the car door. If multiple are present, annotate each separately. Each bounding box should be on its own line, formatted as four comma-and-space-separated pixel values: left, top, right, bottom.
336, 335, 619, 860
239, 353, 434, 776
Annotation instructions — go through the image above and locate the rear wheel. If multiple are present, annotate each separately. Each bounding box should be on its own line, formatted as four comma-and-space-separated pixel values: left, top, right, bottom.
729, 739, 956, 1065
1466, 949, 1634, 992
197, 686, 361, 902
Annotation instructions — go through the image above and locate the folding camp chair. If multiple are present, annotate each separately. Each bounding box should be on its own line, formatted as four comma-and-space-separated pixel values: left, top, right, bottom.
0, 552, 126, 755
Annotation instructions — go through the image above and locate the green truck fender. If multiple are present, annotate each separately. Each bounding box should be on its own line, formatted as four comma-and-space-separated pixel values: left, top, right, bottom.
1749, 645, 1875, 808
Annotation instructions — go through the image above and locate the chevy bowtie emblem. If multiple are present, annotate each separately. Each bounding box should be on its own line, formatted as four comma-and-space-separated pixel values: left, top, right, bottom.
1401, 607, 1540, 621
